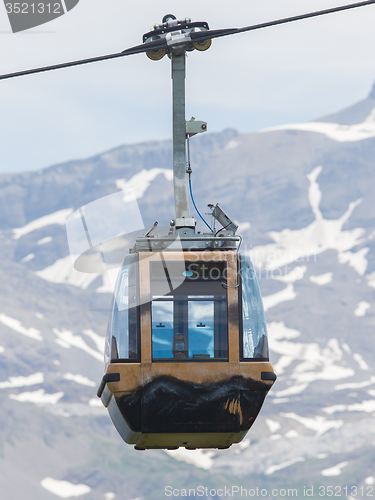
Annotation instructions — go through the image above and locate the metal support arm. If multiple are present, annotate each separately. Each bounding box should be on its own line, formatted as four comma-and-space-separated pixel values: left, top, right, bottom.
171, 53, 191, 221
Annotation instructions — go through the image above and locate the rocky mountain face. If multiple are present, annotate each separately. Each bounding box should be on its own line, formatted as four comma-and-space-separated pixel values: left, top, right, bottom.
0, 84, 375, 500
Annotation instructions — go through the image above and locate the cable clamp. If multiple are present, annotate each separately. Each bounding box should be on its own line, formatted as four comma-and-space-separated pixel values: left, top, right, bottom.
166, 32, 192, 46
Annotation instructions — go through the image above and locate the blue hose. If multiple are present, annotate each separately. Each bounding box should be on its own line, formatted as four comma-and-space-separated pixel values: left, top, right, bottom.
189, 177, 214, 233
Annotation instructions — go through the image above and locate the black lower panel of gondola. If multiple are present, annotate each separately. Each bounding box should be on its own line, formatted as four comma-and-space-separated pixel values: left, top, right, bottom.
116, 375, 270, 434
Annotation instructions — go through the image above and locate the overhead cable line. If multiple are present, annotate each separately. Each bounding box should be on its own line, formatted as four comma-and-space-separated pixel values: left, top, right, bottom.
1, 1, 375, 81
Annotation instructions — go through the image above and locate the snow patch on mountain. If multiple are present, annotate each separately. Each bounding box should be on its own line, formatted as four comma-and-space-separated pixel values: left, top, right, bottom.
116, 168, 173, 199
367, 272, 375, 289
339, 247, 369, 276
41, 477, 91, 498
321, 461, 349, 476
273, 384, 308, 397
82, 329, 105, 354
250, 167, 367, 275
353, 353, 369, 370
280, 413, 343, 436
275, 265, 306, 283
261, 107, 375, 143
88, 398, 103, 407
324, 400, 375, 414
53, 328, 103, 361
0, 372, 44, 389
263, 283, 296, 312
310, 272, 333, 286
37, 236, 53, 245
9, 389, 64, 405
104, 493, 116, 500
164, 449, 215, 470
269, 328, 355, 383
36, 256, 100, 289
63, 373, 96, 387
265, 457, 305, 475
265, 418, 281, 433
21, 253, 35, 263
225, 139, 240, 150
354, 301, 371, 317
334, 377, 375, 391
96, 267, 120, 294
13, 208, 73, 239
0, 313, 43, 341
268, 322, 301, 340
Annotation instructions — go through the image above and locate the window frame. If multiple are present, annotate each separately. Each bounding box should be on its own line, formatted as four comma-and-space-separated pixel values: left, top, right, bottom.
150, 260, 229, 363
238, 254, 269, 362
107, 253, 141, 364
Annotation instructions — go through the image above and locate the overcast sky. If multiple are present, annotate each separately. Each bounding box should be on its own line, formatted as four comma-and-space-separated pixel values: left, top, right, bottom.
0, 0, 375, 174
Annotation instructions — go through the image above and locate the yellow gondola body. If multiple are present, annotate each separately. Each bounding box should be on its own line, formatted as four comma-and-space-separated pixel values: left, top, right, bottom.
98, 249, 276, 450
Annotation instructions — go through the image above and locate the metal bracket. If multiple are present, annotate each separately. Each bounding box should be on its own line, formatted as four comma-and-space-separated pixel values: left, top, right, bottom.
175, 217, 196, 229
186, 117, 207, 137
144, 222, 159, 237
208, 203, 238, 235
166, 32, 192, 47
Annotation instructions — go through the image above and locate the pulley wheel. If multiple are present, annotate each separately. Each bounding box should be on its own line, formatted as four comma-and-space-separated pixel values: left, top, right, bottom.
162, 14, 176, 23
146, 49, 166, 61
193, 39, 212, 51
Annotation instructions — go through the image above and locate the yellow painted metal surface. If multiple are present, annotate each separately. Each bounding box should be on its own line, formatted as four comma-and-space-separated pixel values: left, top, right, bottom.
134, 431, 246, 450
106, 361, 274, 395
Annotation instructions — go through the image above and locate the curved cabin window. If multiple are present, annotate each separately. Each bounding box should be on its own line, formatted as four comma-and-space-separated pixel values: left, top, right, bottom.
240, 254, 269, 360
105, 254, 140, 366
151, 261, 228, 361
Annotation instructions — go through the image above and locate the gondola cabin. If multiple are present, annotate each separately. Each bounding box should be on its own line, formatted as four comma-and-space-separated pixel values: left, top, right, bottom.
95, 15, 276, 450
97, 234, 276, 450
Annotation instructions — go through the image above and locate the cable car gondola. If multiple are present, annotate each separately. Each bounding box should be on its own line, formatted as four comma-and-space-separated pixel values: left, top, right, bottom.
99, 246, 276, 450
95, 15, 277, 450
